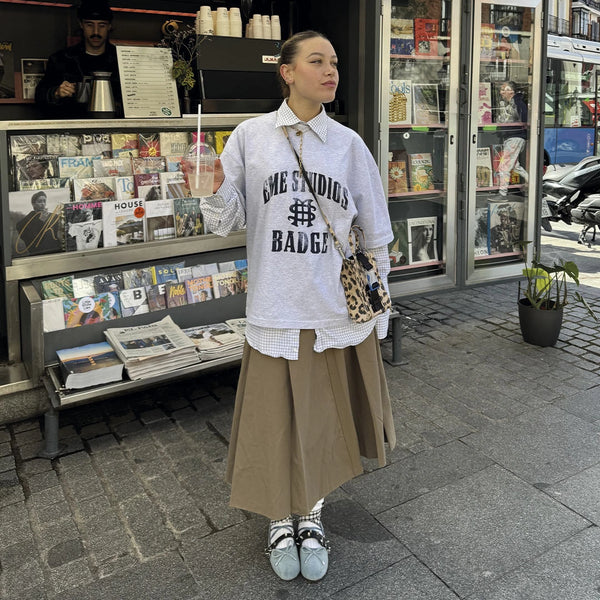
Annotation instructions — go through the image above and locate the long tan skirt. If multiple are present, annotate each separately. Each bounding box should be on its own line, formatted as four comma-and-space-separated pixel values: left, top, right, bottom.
226, 329, 396, 520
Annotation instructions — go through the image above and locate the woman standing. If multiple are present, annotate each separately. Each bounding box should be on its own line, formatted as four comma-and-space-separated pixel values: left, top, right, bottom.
201, 30, 396, 582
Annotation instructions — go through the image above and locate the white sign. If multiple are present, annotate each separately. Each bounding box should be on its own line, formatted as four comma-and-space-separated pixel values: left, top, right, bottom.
116, 46, 181, 119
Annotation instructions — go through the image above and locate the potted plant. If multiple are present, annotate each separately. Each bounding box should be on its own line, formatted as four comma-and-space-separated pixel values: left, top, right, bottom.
518, 244, 597, 346
158, 23, 204, 114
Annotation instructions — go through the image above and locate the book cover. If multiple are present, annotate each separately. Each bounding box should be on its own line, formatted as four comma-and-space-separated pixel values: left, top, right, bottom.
110, 133, 139, 158
474, 206, 489, 257
131, 156, 166, 175
145, 198, 175, 241
64, 200, 103, 251
176, 266, 192, 282
389, 80, 411, 125
58, 155, 97, 179
119, 287, 150, 317
407, 216, 438, 264
14, 154, 59, 182
21, 58, 47, 100
491, 144, 519, 186
390, 18, 414, 55
72, 177, 116, 202
159, 132, 190, 156
9, 188, 66, 257
237, 263, 248, 293
212, 270, 241, 298
138, 133, 160, 157
115, 176, 135, 200
43, 298, 66, 333
122, 267, 155, 289
160, 171, 190, 199
46, 134, 81, 157
476, 147, 493, 188
165, 281, 188, 308
145, 283, 167, 311
414, 18, 439, 56
165, 155, 183, 172
388, 220, 409, 268
134, 172, 161, 201
93, 157, 133, 177
152, 262, 184, 284
18, 178, 71, 191
10, 135, 47, 155
478, 82, 493, 126
480, 23, 495, 58
72, 275, 95, 298
41, 275, 74, 299
81, 133, 112, 158
185, 275, 213, 303
192, 263, 219, 277
102, 198, 145, 247
408, 153, 435, 192
214, 131, 232, 154
0, 41, 15, 99
63, 292, 121, 327
174, 197, 203, 237
412, 83, 440, 125
56, 341, 123, 389
388, 158, 408, 194
488, 200, 524, 254
93, 272, 124, 294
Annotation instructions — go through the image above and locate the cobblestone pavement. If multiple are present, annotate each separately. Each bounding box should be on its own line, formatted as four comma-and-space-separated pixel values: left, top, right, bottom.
1, 231, 599, 599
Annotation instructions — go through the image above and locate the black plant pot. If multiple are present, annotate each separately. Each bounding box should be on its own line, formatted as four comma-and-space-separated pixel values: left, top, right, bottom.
518, 298, 564, 347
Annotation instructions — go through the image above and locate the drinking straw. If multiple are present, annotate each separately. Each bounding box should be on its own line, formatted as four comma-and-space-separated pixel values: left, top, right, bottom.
196, 103, 201, 174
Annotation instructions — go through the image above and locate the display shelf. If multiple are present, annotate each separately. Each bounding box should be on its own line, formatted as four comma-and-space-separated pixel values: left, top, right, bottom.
45, 353, 242, 409
390, 123, 447, 130
389, 190, 445, 199
390, 54, 448, 60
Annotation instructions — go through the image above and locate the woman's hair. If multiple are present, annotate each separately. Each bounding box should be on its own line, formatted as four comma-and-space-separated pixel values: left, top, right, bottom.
276, 30, 329, 98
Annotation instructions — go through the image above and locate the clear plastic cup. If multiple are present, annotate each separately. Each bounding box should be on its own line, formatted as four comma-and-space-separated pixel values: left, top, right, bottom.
181, 142, 216, 197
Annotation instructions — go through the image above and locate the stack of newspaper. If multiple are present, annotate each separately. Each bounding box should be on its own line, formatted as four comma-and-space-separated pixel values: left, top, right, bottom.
104, 315, 199, 380
182, 319, 245, 361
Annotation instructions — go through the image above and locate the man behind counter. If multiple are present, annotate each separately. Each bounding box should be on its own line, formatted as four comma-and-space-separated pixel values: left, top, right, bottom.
35, 0, 121, 117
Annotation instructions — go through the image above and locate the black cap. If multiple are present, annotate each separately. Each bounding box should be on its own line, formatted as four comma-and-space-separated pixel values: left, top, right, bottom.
77, 0, 113, 22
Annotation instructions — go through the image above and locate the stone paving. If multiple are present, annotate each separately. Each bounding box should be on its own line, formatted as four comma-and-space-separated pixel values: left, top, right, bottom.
1, 233, 600, 598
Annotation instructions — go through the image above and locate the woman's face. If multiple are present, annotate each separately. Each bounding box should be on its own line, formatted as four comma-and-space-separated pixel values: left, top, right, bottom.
282, 36, 339, 106
423, 225, 434, 243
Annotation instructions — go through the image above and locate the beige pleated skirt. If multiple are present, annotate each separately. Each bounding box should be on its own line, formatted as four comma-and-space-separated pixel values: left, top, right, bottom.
226, 329, 396, 520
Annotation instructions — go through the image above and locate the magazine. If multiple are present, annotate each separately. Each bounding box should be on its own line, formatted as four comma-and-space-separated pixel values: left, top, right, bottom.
390, 18, 414, 55
122, 267, 154, 289
408, 154, 435, 192
407, 216, 438, 264
58, 155, 96, 179
119, 287, 150, 317
474, 206, 489, 257
476, 148, 493, 188
487, 200, 524, 255
145, 198, 175, 241
9, 188, 67, 257
72, 177, 116, 202
388, 220, 409, 268
81, 133, 111, 158
138, 132, 161, 157
63, 200, 103, 251
159, 132, 190, 156
46, 134, 81, 157
21, 58, 47, 100
389, 80, 412, 125
165, 281, 188, 308
146, 283, 167, 311
102, 199, 145, 247
388, 157, 408, 194
10, 134, 46, 155
93, 157, 133, 177
160, 171, 190, 199
41, 275, 74, 299
174, 197, 203, 237
115, 176, 135, 200
478, 82, 493, 126
185, 275, 213, 303
63, 292, 121, 328
43, 298, 66, 333
414, 18, 439, 57
18, 178, 71, 191
412, 84, 440, 125
212, 270, 241, 298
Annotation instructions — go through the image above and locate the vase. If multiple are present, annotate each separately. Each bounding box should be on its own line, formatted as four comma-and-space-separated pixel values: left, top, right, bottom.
517, 298, 564, 347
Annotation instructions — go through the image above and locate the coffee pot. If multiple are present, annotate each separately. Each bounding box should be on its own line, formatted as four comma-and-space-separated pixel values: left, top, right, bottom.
88, 71, 115, 118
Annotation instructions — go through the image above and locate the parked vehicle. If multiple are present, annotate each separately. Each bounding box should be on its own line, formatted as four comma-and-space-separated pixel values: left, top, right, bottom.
541, 156, 600, 245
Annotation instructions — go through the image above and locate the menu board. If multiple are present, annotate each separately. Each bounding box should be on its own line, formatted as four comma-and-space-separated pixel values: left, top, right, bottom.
116, 46, 181, 119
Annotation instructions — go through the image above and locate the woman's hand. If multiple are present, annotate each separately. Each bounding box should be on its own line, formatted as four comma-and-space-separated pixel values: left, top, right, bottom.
213, 158, 224, 194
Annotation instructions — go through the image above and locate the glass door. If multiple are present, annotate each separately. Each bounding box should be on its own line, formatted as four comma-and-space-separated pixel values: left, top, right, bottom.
380, 0, 460, 296
466, 0, 543, 283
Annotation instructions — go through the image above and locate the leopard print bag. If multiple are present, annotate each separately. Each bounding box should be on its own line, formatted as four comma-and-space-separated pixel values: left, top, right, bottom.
340, 225, 392, 323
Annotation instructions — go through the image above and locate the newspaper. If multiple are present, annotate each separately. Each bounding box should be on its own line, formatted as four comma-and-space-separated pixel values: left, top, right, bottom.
104, 315, 195, 362
183, 322, 244, 361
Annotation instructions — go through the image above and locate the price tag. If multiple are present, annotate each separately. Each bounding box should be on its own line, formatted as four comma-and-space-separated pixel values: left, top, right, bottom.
541, 198, 552, 218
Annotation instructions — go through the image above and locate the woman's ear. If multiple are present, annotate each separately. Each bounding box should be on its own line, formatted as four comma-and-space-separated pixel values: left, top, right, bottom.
280, 64, 293, 85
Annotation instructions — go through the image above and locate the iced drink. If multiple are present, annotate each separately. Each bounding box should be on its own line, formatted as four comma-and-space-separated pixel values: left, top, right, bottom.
181, 142, 216, 197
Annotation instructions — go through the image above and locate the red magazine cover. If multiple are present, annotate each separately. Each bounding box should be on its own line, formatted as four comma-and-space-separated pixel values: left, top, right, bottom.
414, 18, 439, 56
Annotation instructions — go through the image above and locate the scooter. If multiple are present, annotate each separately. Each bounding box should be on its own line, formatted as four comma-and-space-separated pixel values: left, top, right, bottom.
541, 157, 600, 234
571, 193, 600, 247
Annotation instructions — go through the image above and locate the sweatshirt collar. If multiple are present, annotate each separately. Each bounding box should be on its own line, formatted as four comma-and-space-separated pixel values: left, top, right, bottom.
275, 99, 328, 143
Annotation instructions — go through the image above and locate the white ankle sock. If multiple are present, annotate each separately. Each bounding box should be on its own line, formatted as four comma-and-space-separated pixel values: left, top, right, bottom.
298, 498, 324, 549
269, 516, 295, 549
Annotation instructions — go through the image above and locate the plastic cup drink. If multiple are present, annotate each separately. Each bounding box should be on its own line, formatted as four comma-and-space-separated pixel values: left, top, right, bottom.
181, 142, 216, 197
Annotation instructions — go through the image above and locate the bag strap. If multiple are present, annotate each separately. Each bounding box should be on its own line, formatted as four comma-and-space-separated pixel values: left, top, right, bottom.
283, 127, 346, 259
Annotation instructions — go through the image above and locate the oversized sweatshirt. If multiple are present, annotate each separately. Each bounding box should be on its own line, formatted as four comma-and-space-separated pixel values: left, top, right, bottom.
201, 101, 393, 334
